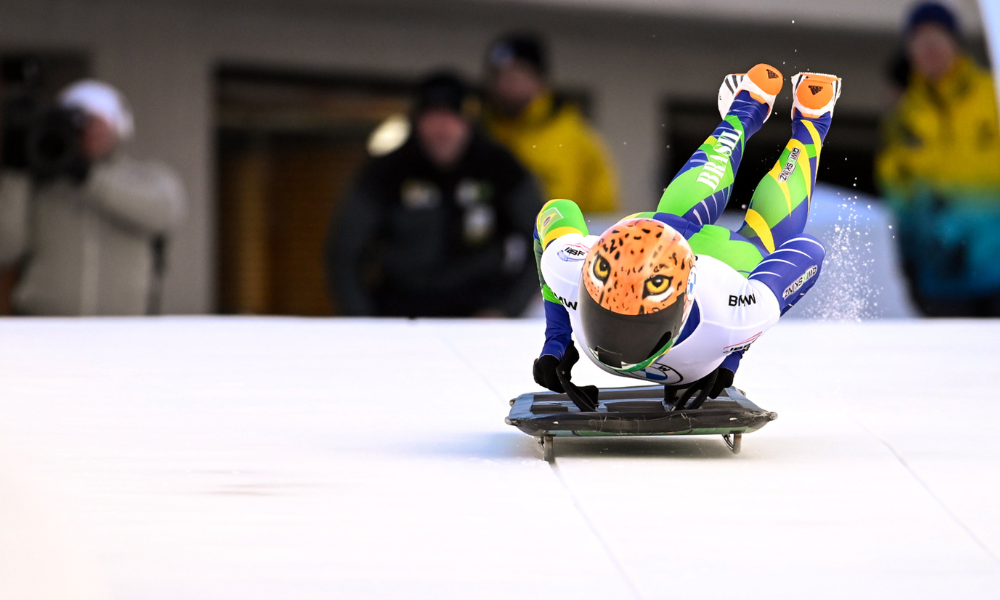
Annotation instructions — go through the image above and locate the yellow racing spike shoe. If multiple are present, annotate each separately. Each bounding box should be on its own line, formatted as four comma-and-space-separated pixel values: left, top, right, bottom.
791, 72, 842, 119
717, 63, 784, 121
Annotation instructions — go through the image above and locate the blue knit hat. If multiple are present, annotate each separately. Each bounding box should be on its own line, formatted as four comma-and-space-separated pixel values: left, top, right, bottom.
906, 2, 960, 38
487, 34, 547, 77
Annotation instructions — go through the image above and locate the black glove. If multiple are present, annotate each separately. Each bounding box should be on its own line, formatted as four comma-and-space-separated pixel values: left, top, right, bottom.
533, 354, 564, 393
664, 367, 735, 410
533, 343, 600, 412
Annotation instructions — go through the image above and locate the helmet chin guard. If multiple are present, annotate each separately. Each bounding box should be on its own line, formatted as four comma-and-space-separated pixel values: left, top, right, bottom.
579, 218, 695, 373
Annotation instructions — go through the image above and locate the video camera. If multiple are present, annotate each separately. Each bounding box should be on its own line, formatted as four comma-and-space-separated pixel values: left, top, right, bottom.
1, 57, 90, 182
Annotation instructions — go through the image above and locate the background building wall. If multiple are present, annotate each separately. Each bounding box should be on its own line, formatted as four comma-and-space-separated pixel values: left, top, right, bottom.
0, 0, 984, 313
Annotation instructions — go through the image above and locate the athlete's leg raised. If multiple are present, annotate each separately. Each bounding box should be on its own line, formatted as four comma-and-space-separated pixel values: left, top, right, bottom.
656, 64, 783, 225
737, 73, 840, 253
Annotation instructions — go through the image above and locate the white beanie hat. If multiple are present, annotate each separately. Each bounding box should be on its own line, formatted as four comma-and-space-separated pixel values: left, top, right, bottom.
59, 79, 134, 141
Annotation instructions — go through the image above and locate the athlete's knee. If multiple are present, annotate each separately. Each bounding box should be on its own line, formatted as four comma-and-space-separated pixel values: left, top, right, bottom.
748, 234, 824, 315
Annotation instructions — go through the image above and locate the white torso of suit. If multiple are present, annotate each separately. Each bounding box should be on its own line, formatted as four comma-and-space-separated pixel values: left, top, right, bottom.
541, 233, 781, 384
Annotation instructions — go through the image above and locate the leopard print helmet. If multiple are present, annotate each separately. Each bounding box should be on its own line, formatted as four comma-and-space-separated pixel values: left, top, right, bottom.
579, 218, 696, 372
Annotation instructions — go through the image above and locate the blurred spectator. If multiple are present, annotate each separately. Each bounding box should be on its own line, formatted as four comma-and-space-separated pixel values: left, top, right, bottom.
483, 33, 620, 214
886, 52, 912, 104
0, 79, 186, 315
327, 72, 542, 317
876, 2, 1000, 316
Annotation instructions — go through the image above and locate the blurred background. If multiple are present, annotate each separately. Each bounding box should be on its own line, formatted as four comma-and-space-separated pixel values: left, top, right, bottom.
0, 0, 992, 318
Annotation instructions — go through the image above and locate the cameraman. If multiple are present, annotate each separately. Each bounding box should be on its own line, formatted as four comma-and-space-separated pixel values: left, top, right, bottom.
0, 80, 185, 315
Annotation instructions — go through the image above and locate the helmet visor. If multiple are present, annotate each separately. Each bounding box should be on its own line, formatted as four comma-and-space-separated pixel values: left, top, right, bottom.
578, 287, 688, 372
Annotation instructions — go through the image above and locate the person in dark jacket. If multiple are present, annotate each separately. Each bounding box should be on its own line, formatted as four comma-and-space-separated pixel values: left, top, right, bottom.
327, 71, 544, 317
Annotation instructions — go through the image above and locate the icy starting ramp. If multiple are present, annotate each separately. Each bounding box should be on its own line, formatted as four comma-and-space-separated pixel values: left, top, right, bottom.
1, 317, 999, 599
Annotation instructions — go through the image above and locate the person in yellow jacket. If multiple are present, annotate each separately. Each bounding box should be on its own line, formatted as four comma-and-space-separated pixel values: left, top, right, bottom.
483, 34, 620, 214
876, 3, 1000, 316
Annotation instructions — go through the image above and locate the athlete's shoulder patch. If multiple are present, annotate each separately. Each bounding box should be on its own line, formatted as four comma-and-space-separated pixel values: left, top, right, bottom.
540, 234, 592, 312
557, 243, 589, 262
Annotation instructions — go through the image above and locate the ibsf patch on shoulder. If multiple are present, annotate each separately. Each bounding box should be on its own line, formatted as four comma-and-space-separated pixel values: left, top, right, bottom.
557, 243, 589, 262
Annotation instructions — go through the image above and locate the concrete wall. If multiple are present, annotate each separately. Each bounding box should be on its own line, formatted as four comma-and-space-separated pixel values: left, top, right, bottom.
0, 0, 976, 313
500, 0, 984, 30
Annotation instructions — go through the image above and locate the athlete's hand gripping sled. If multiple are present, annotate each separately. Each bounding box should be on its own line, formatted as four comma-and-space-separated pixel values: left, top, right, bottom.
532, 342, 600, 412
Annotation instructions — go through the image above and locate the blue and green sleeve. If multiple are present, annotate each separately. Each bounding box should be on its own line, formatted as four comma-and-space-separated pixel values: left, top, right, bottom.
533, 199, 589, 358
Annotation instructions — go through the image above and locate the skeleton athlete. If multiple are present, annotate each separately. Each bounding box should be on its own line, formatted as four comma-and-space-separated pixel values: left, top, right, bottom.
531, 64, 841, 410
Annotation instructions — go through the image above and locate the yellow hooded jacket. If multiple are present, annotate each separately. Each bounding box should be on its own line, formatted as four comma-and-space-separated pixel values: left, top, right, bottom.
875, 55, 1000, 298
485, 93, 619, 213
876, 56, 1000, 202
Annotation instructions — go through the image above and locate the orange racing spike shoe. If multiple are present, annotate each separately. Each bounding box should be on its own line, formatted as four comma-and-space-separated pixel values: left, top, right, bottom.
791, 72, 842, 119
717, 63, 784, 121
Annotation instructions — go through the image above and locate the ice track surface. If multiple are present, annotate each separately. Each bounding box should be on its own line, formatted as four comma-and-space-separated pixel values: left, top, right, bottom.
0, 318, 998, 600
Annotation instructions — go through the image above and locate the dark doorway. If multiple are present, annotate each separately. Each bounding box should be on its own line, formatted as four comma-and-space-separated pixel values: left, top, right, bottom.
215, 67, 412, 315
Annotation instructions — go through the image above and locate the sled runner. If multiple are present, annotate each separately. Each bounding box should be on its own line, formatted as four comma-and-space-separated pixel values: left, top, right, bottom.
505, 385, 776, 462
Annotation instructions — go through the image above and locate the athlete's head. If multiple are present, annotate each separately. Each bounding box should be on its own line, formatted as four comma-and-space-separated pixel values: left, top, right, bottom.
579, 218, 696, 372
